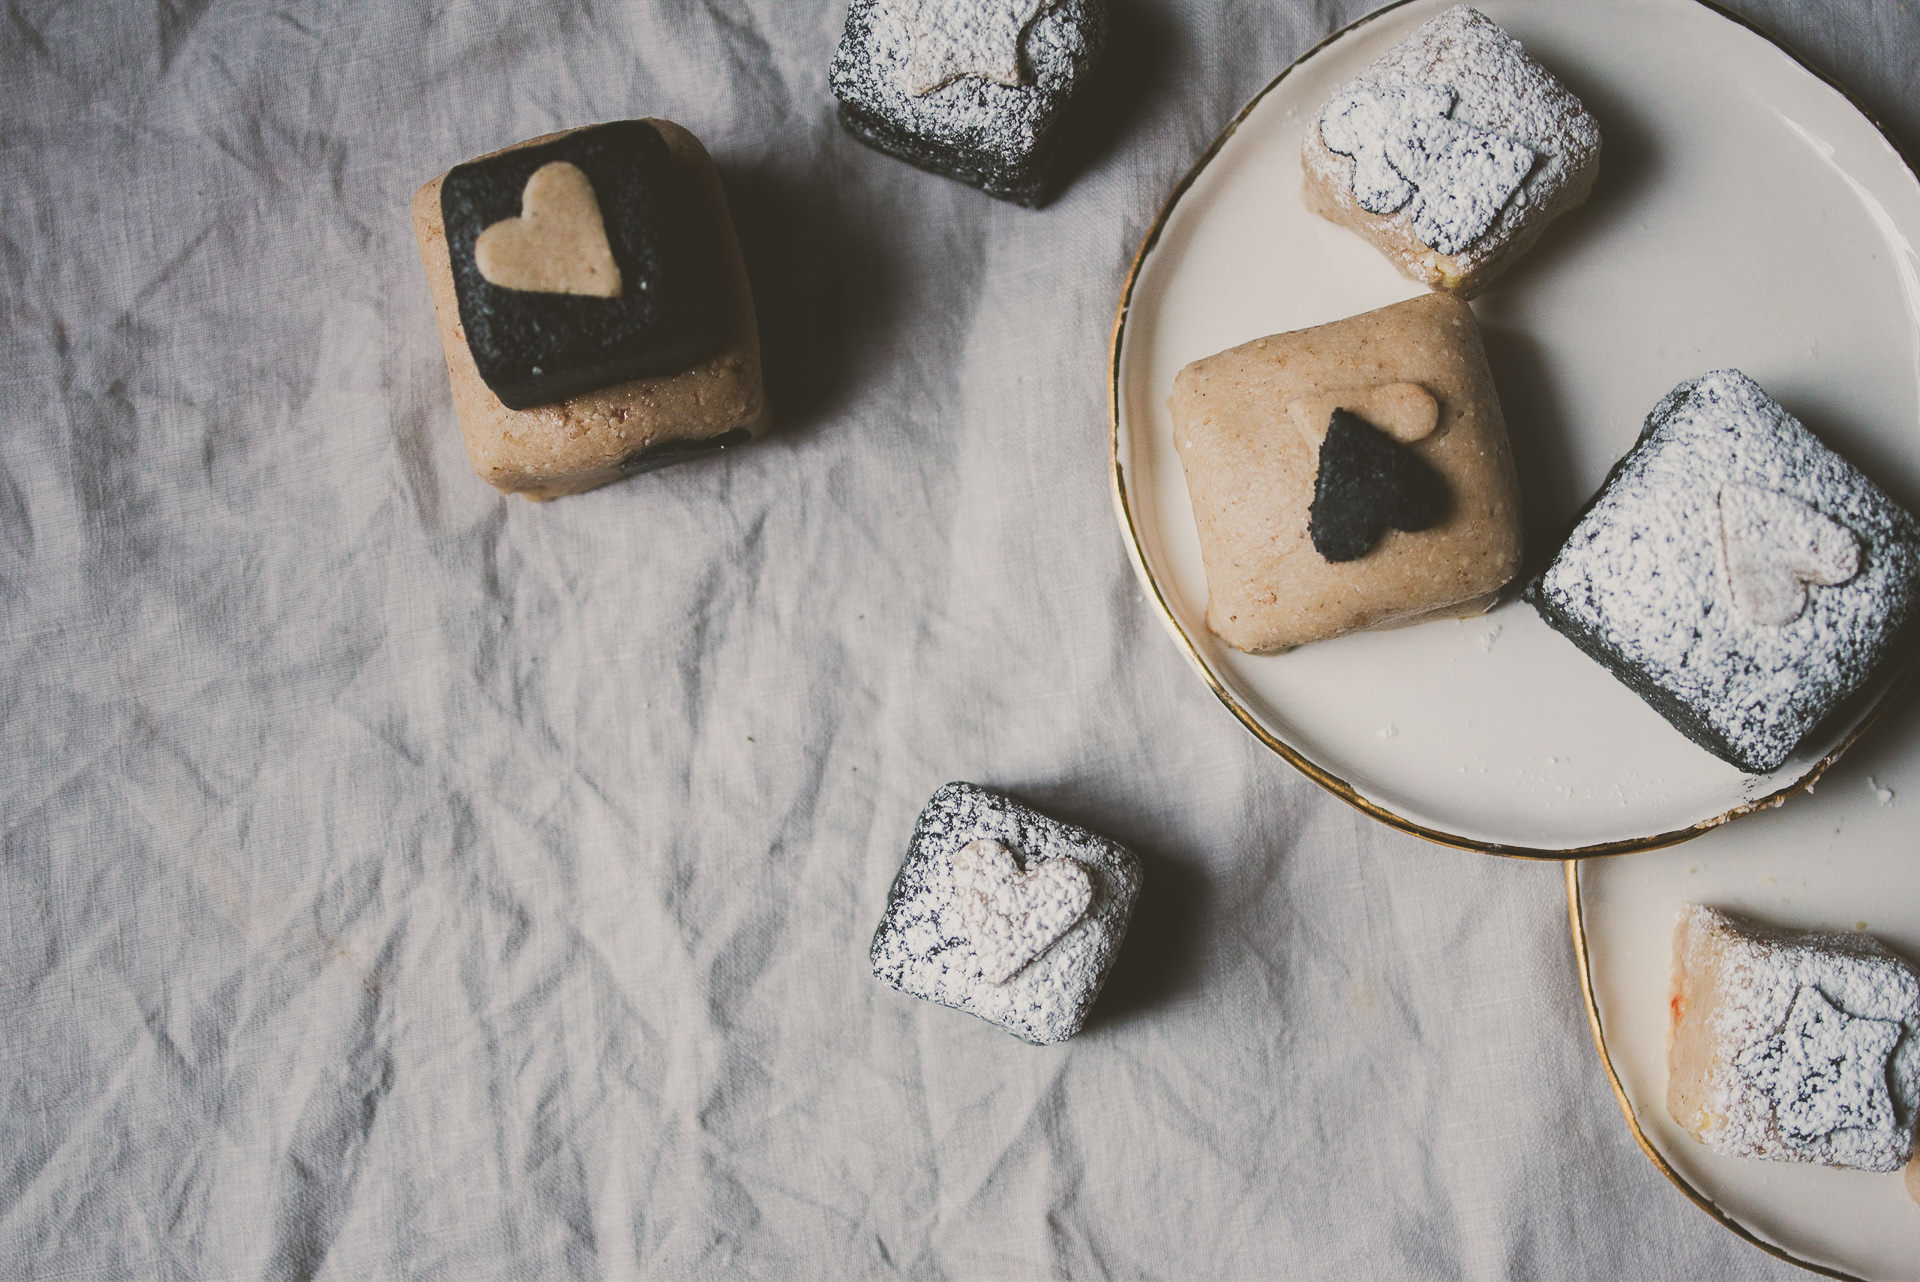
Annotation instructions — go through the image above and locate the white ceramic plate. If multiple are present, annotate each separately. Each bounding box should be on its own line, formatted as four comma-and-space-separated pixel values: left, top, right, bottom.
1109, 0, 1920, 855
1570, 684, 1920, 1280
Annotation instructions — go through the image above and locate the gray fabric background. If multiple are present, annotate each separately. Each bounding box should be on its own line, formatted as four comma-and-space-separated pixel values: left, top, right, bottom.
4, 1, 1916, 1277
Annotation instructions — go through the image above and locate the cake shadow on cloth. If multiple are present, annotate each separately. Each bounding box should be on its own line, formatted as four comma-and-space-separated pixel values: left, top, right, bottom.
995, 787, 1212, 1036
721, 166, 890, 443
1075, 844, 1207, 1036
1037, 0, 1180, 205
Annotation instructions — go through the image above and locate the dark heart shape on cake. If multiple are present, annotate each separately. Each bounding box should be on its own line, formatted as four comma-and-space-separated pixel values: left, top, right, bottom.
948, 838, 1091, 984
1717, 483, 1859, 627
1310, 407, 1450, 562
1319, 83, 1535, 256
473, 161, 622, 298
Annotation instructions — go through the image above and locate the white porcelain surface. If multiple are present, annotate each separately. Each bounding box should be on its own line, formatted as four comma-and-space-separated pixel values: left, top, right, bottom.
1112, 0, 1920, 852
1574, 685, 1920, 1279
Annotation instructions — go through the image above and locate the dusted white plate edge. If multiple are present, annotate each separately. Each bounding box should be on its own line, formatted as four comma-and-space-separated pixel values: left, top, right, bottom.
1108, 0, 1920, 858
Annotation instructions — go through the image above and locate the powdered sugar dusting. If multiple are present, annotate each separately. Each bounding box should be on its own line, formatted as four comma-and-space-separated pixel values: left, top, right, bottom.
1529, 370, 1920, 773
1320, 84, 1451, 215
1735, 985, 1900, 1146
870, 782, 1142, 1045
1319, 82, 1536, 255
893, 0, 1048, 94
1676, 905, 1920, 1172
829, 0, 1104, 202
949, 837, 1092, 984
1718, 482, 1860, 627
1304, 5, 1601, 275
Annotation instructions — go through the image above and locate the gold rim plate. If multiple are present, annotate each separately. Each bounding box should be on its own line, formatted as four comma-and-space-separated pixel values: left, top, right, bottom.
1107, 0, 1920, 860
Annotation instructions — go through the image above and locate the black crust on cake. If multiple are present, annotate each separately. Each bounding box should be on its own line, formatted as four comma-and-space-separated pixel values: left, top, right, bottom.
441, 120, 731, 410
1523, 402, 1752, 764
1526, 581, 1764, 768
1525, 370, 1920, 774
836, 102, 1053, 206
828, 0, 1107, 208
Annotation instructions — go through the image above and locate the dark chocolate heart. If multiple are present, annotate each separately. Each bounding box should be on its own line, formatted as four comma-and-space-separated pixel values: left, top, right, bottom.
1309, 407, 1450, 562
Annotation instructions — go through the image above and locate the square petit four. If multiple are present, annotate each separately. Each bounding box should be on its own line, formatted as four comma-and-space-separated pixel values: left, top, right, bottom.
1302, 5, 1601, 297
1528, 370, 1920, 774
413, 119, 766, 500
1669, 905, 1920, 1174
829, 0, 1106, 206
870, 782, 1142, 1045
1169, 292, 1523, 653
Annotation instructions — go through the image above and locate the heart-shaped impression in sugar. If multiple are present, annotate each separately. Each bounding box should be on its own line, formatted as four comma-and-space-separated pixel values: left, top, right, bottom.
474, 161, 622, 299
949, 838, 1092, 985
1718, 482, 1860, 627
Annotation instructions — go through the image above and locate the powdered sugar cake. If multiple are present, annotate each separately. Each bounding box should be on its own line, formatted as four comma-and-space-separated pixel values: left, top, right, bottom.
829, 0, 1106, 206
1668, 905, 1920, 1180
1302, 5, 1601, 296
1528, 370, 1920, 774
869, 783, 1141, 1045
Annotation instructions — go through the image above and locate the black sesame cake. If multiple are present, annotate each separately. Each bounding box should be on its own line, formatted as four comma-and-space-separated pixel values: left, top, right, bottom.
412, 119, 767, 499
871, 782, 1141, 1044
439, 120, 730, 411
829, 0, 1106, 206
1527, 370, 1920, 773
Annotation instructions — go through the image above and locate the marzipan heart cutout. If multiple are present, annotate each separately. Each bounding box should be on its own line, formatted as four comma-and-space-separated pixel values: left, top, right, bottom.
1289, 382, 1438, 449
1718, 482, 1859, 627
474, 161, 622, 299
949, 838, 1092, 984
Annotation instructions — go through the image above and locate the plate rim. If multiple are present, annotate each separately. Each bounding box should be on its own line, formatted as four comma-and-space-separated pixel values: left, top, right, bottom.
1106, 0, 1920, 862
1566, 859, 1870, 1282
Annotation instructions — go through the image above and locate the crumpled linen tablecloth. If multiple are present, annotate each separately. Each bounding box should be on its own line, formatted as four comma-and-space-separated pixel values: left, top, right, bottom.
4, 2, 1917, 1278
